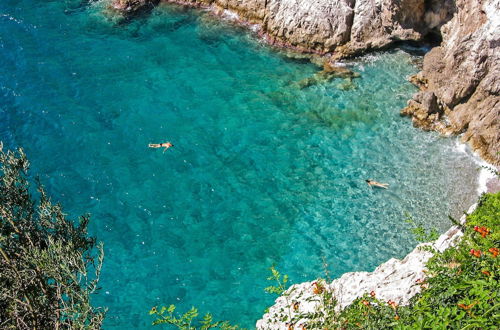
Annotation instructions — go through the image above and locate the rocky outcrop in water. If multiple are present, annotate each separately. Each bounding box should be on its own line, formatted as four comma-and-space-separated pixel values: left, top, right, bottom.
401, 0, 500, 165
111, 0, 159, 13
110, 0, 453, 52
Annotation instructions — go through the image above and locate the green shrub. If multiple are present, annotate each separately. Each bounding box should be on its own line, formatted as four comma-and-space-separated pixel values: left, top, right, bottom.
149, 305, 239, 329
0, 144, 105, 329
311, 192, 500, 329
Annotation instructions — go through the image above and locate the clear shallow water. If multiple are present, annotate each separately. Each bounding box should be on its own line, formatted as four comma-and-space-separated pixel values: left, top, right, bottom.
0, 1, 480, 328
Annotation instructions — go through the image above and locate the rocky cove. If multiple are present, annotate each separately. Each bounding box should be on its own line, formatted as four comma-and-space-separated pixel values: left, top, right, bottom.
106, 0, 500, 328
111, 0, 499, 166
1, 0, 498, 327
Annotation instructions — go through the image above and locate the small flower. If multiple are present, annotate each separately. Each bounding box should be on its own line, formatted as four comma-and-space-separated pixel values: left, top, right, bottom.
469, 249, 481, 257
458, 302, 477, 310
387, 300, 398, 309
370, 291, 376, 298
474, 226, 490, 238
445, 262, 460, 269
361, 300, 370, 306
488, 247, 499, 257
481, 270, 491, 276
292, 301, 300, 311
312, 281, 324, 294
415, 278, 428, 288
394, 315, 400, 320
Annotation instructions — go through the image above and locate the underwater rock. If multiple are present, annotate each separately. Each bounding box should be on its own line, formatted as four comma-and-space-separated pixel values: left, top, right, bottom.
297, 62, 360, 89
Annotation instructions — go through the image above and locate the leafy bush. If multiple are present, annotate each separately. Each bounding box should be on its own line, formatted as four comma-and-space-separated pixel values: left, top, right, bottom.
304, 192, 500, 329
0, 144, 105, 329
149, 305, 238, 329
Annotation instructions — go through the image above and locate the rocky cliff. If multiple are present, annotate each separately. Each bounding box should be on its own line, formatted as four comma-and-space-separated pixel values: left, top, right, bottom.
256, 204, 475, 329
401, 0, 500, 165
109, 0, 498, 164
111, 0, 453, 54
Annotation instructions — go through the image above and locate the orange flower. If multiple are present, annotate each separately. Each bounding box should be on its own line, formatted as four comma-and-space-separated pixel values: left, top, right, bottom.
370, 291, 376, 298
488, 247, 499, 257
387, 300, 398, 309
470, 249, 481, 257
394, 315, 400, 320
361, 300, 370, 306
458, 302, 477, 310
481, 270, 491, 276
474, 226, 490, 238
292, 301, 300, 311
312, 282, 324, 294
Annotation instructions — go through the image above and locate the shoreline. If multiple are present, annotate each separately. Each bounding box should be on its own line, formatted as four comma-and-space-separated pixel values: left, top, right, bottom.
107, 0, 500, 166
453, 139, 500, 195
257, 139, 497, 328
257, 202, 481, 328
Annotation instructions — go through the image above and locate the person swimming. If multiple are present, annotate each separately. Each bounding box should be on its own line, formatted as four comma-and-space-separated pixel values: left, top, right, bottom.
148, 142, 173, 153
366, 179, 389, 189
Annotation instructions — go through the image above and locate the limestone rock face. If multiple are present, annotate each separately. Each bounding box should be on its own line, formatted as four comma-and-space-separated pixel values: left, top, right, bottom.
214, 0, 267, 22
402, 0, 500, 164
346, 0, 454, 54
112, 0, 453, 53
262, 0, 355, 53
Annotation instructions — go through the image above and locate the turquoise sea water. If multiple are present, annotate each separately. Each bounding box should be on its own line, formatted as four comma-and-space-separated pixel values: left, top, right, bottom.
0, 1, 480, 328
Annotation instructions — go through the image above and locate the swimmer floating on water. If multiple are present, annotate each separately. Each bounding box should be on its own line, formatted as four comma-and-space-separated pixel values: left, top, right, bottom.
366, 179, 389, 189
149, 142, 173, 153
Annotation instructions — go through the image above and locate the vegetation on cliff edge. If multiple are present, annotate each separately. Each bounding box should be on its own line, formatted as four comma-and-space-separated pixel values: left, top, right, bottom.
300, 192, 500, 329
0, 144, 105, 329
151, 192, 499, 329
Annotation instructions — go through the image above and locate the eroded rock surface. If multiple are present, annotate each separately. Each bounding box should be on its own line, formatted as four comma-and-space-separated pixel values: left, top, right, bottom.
110, 0, 453, 53
402, 0, 500, 165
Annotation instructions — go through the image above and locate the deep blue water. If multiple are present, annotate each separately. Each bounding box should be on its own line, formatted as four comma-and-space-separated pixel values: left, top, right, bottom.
0, 1, 480, 328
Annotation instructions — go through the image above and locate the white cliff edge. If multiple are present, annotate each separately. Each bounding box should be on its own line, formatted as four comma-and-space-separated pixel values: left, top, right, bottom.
256, 203, 477, 329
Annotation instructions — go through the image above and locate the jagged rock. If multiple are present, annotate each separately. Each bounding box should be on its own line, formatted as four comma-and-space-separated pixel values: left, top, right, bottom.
262, 0, 355, 53
406, 0, 500, 164
401, 90, 444, 130
110, 0, 159, 14
112, 0, 453, 54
